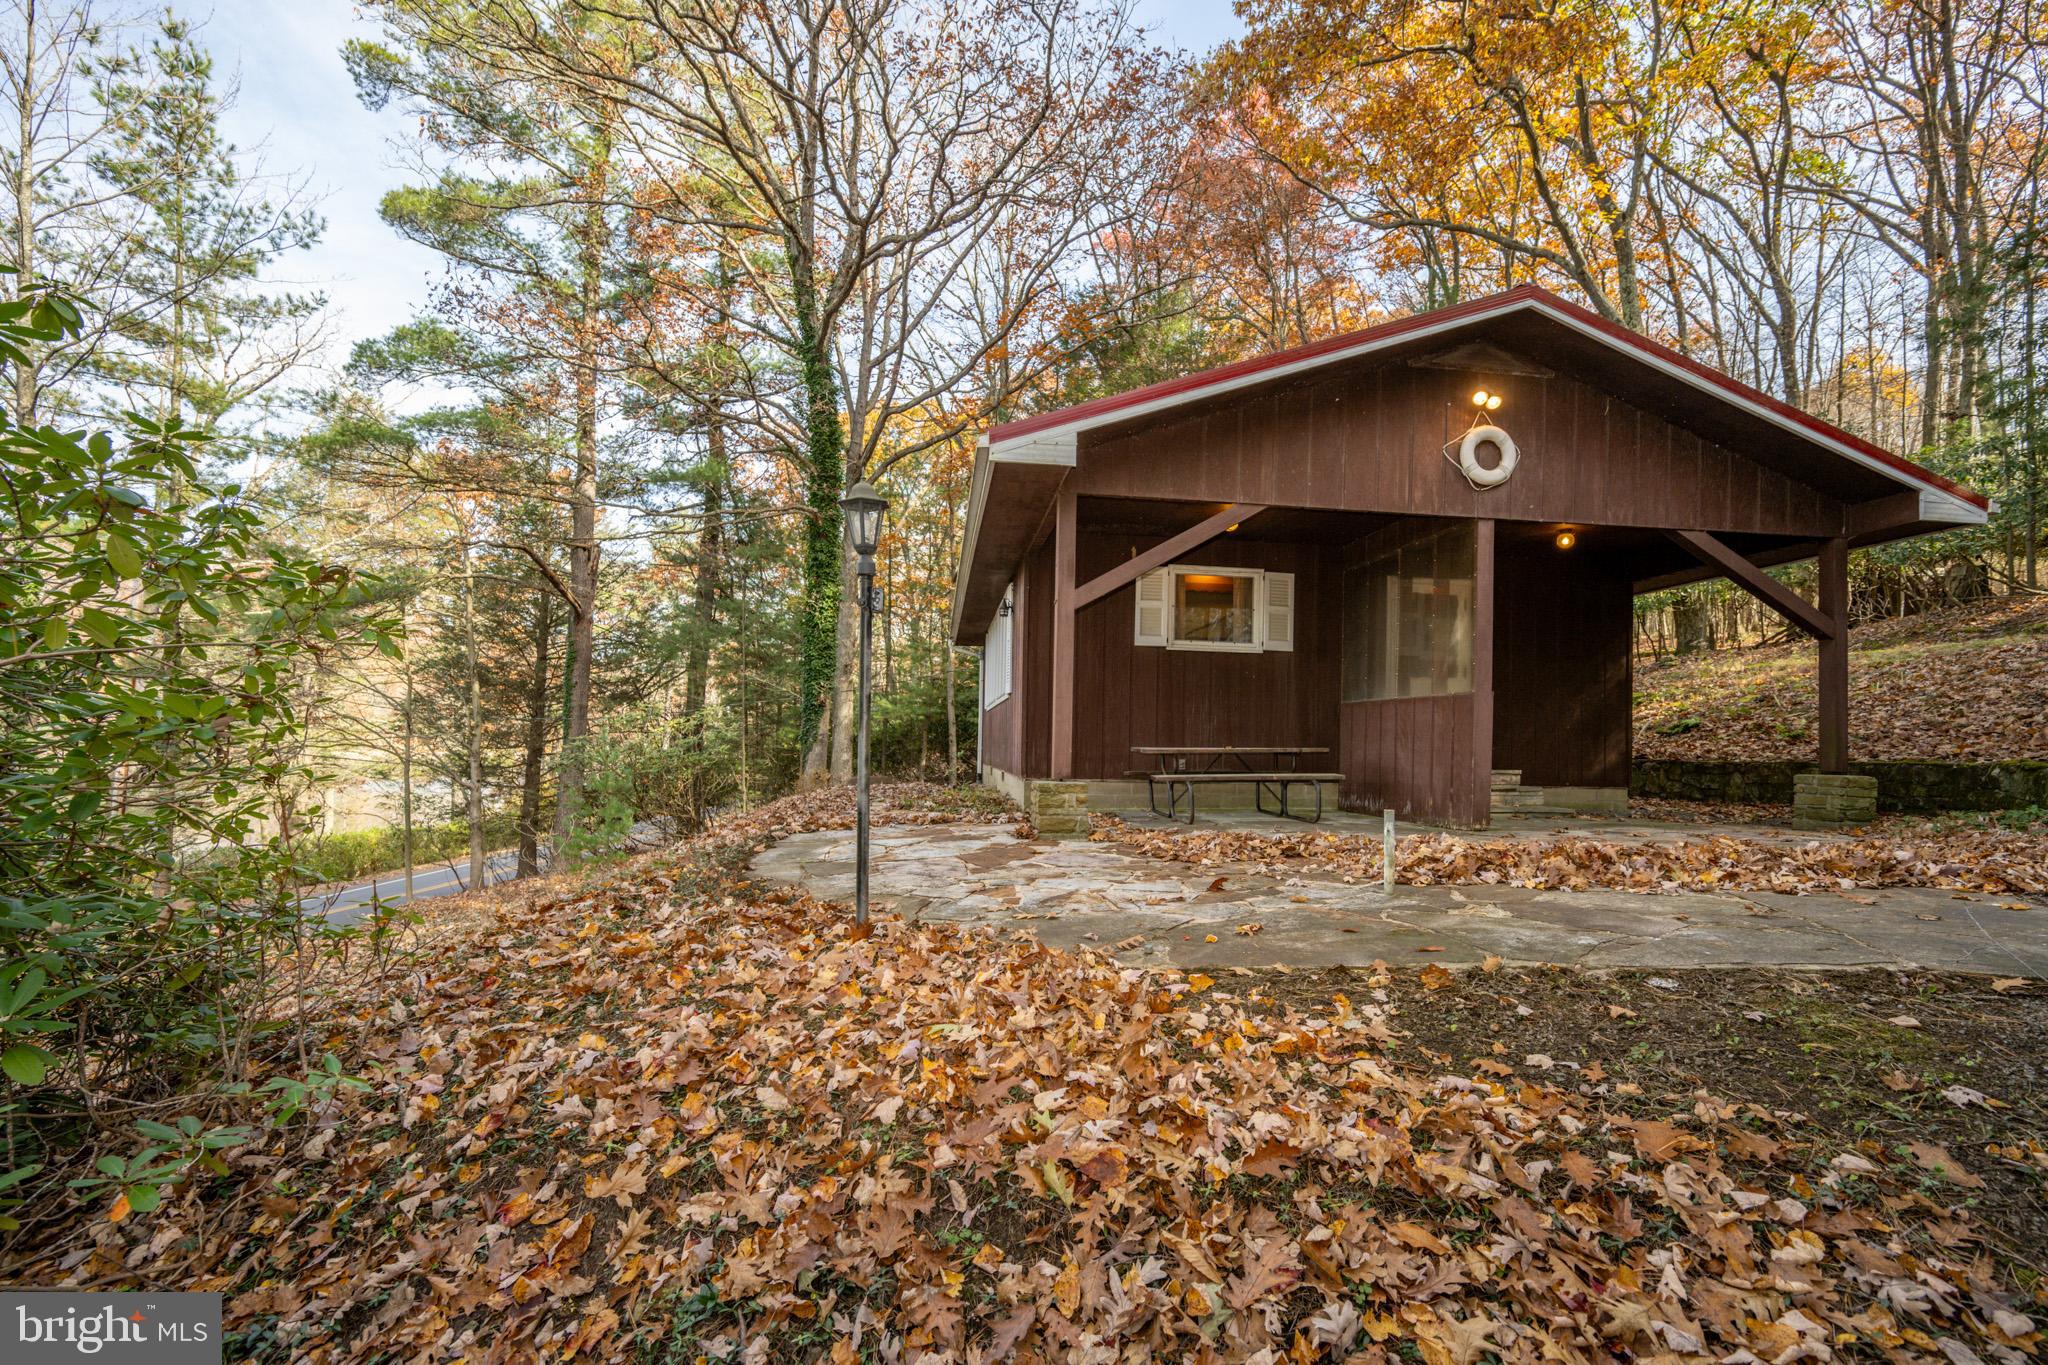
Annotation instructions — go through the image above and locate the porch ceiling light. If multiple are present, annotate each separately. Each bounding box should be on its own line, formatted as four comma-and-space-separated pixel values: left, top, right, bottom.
1554, 530, 1577, 550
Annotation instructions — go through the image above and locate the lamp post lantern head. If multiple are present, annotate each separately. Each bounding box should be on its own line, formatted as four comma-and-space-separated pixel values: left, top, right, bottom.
840, 481, 889, 560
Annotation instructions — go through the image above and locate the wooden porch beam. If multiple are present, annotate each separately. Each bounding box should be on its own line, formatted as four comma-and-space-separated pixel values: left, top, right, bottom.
1663, 529, 1838, 641
1632, 540, 1823, 595
1070, 503, 1268, 610
1846, 490, 1924, 541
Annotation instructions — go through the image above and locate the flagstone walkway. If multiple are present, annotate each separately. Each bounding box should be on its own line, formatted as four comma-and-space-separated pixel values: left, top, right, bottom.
748, 820, 2048, 978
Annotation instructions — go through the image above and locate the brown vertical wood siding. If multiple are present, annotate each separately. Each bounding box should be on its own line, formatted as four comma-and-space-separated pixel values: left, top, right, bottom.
1019, 539, 1055, 778
1076, 361, 1845, 540
1062, 531, 1340, 779
976, 587, 1022, 776
1338, 694, 1488, 826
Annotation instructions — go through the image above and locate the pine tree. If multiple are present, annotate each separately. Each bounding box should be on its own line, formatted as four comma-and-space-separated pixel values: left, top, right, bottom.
81, 13, 322, 440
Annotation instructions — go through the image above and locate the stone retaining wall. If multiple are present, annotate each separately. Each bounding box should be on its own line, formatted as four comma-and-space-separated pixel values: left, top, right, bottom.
1632, 758, 2048, 813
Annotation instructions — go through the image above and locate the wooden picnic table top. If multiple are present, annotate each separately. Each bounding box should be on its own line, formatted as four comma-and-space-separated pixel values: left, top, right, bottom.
1131, 745, 1329, 754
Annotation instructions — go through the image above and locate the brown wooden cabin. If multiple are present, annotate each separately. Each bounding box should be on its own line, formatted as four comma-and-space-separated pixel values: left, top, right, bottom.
948, 286, 1990, 828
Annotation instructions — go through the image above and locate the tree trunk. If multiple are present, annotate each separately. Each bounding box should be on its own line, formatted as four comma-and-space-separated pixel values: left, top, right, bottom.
12, 6, 39, 424
459, 537, 486, 889
684, 420, 724, 825
882, 550, 895, 692
553, 188, 604, 850
827, 539, 858, 784
1674, 598, 1711, 655
517, 587, 552, 877
401, 650, 416, 902
792, 266, 845, 786
943, 495, 959, 782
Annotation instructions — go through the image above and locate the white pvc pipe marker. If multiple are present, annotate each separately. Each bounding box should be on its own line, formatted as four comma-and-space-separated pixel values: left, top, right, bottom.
1382, 809, 1396, 894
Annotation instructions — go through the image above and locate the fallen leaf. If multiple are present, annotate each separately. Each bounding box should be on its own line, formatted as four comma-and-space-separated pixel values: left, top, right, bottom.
1908, 1141, 1986, 1188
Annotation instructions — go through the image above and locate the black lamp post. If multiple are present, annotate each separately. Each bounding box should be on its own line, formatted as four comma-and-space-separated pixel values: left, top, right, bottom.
839, 479, 889, 924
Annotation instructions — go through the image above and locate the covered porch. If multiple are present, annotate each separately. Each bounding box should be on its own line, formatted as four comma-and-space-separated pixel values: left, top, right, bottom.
984, 493, 1859, 831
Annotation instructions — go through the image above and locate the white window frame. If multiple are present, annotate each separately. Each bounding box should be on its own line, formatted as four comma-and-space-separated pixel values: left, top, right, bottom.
981, 585, 1014, 709
1134, 563, 1297, 653
1166, 564, 1263, 653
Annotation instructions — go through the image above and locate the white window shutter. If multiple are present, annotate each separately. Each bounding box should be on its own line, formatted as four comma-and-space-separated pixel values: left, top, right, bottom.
982, 588, 1013, 709
1133, 569, 1169, 646
979, 630, 996, 710
1261, 571, 1295, 652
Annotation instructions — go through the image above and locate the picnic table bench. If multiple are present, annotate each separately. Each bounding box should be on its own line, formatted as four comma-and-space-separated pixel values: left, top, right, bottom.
1128, 746, 1341, 824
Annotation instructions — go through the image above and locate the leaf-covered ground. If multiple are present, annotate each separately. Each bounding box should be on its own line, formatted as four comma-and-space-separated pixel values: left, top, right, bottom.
1091, 814, 2048, 895
1635, 596, 2048, 763
6, 786, 2045, 1363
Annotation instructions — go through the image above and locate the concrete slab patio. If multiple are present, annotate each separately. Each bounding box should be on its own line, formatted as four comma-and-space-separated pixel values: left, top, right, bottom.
748, 818, 2048, 978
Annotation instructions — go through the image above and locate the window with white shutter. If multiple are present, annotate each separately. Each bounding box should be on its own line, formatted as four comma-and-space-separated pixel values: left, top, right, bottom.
1260, 571, 1295, 651
1132, 563, 1299, 653
1133, 569, 1170, 646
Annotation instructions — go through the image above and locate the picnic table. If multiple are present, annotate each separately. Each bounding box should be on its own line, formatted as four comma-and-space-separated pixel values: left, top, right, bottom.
1129, 745, 1341, 824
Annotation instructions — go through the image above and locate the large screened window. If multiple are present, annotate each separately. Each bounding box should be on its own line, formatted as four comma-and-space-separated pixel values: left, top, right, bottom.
1342, 523, 1476, 701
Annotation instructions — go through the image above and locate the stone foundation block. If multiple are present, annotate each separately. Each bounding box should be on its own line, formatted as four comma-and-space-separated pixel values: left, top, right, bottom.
1793, 772, 1878, 829
1028, 780, 1090, 837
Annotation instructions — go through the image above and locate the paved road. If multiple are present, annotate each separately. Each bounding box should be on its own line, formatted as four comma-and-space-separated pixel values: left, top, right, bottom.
299, 822, 675, 928
301, 852, 523, 927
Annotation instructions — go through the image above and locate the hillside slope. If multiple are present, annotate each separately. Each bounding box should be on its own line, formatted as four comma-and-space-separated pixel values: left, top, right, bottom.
1634, 595, 2048, 763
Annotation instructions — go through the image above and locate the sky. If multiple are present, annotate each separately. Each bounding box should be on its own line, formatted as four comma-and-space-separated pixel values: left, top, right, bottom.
200, 0, 1246, 383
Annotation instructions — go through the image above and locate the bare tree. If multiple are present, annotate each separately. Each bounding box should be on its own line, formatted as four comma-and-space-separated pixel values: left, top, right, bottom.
1807, 0, 2038, 447
453, 0, 1168, 783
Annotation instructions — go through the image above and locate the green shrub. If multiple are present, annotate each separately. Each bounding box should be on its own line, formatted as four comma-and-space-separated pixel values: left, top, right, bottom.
291, 812, 521, 885
0, 279, 396, 1226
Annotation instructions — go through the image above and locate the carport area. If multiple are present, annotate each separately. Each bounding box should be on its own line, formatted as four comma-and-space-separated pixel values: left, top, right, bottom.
747, 813, 2048, 978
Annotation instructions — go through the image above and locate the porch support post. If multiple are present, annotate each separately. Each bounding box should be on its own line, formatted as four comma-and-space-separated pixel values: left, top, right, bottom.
1818, 535, 1849, 773
1470, 518, 1496, 828
1665, 527, 1854, 780
1070, 503, 1266, 609
1050, 480, 1077, 780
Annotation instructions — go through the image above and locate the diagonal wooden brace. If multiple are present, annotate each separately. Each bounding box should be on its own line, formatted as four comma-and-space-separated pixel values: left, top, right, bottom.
1071, 504, 1267, 610
1663, 529, 1837, 640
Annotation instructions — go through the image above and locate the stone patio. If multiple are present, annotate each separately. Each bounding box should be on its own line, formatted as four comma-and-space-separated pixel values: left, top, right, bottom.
748, 816, 2048, 978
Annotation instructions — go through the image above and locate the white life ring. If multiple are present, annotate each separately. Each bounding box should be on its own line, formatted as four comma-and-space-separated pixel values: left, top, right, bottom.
1458, 424, 1518, 488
